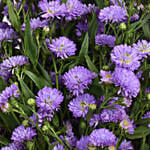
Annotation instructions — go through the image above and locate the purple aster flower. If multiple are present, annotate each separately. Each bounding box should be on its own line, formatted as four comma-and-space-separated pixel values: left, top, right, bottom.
1, 142, 24, 150
38, 0, 66, 19
111, 44, 141, 71
36, 86, 64, 114
53, 143, 64, 150
99, 70, 113, 83
122, 97, 132, 107
133, 40, 150, 58
119, 140, 134, 150
22, 17, 48, 31
109, 0, 123, 6
76, 136, 89, 150
89, 128, 116, 147
100, 105, 126, 123
99, 5, 127, 23
0, 83, 20, 111
87, 4, 100, 15
145, 87, 150, 94
75, 20, 89, 37
63, 66, 97, 96
95, 34, 116, 47
68, 94, 96, 118
89, 114, 101, 127
120, 117, 135, 134
11, 125, 37, 143
112, 67, 140, 98
65, 0, 88, 21
130, 13, 140, 22
46, 36, 77, 59
141, 111, 150, 127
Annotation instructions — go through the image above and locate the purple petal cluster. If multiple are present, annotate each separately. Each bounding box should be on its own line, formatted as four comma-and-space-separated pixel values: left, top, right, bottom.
38, 0, 66, 19
0, 83, 20, 111
133, 40, 150, 58
53, 143, 64, 150
99, 70, 113, 83
89, 128, 116, 147
63, 66, 97, 96
76, 136, 89, 150
95, 34, 116, 47
1, 142, 24, 150
111, 44, 141, 71
36, 86, 64, 113
68, 94, 96, 118
11, 125, 37, 143
99, 5, 127, 23
46, 36, 77, 59
112, 67, 140, 98
89, 114, 101, 127
119, 140, 134, 150
141, 111, 150, 127
110, 0, 123, 6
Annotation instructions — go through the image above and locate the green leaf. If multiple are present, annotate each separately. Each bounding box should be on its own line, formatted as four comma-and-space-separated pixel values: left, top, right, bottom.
24, 70, 51, 89
19, 79, 35, 99
85, 55, 99, 73
0, 137, 10, 146
7, 0, 20, 31
95, 0, 103, 9
24, 17, 37, 66
52, 114, 59, 128
142, 23, 150, 40
140, 143, 149, 150
0, 76, 7, 92
135, 118, 150, 125
127, 126, 150, 139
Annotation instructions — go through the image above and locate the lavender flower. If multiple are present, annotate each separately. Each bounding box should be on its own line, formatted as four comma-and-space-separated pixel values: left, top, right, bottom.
109, 0, 123, 6
99, 70, 113, 83
111, 44, 141, 71
1, 142, 24, 150
76, 136, 89, 150
95, 34, 116, 47
123, 97, 132, 107
0, 83, 20, 111
133, 40, 150, 58
65, 0, 88, 21
89, 114, 101, 127
119, 140, 134, 150
112, 67, 140, 98
53, 143, 64, 150
99, 5, 127, 23
89, 128, 116, 147
11, 125, 37, 143
141, 111, 150, 127
36, 86, 64, 113
46, 36, 77, 59
130, 13, 140, 22
38, 0, 66, 19
120, 117, 135, 134
63, 66, 97, 96
68, 94, 96, 118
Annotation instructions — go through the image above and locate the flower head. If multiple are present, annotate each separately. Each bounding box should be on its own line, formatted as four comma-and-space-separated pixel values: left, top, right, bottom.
133, 40, 150, 58
76, 136, 89, 150
38, 0, 66, 19
46, 36, 77, 59
111, 44, 141, 71
99, 5, 127, 23
119, 140, 134, 150
99, 70, 113, 83
68, 94, 96, 118
95, 34, 116, 47
89, 128, 116, 147
1, 142, 24, 150
63, 66, 97, 96
11, 125, 37, 143
112, 67, 140, 98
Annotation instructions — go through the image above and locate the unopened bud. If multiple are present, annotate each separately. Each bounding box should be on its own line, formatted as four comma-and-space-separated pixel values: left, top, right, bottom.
42, 125, 49, 132
27, 98, 35, 106
22, 120, 28, 126
89, 104, 96, 110
147, 93, 150, 100
119, 23, 127, 30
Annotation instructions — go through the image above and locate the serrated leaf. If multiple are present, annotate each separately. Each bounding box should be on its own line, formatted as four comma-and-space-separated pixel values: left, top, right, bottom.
24, 17, 37, 66
19, 79, 35, 99
7, 0, 20, 31
24, 70, 51, 89
85, 55, 98, 73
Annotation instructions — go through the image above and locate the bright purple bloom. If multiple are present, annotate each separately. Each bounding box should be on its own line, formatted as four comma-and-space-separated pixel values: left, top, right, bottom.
95, 34, 116, 47
112, 67, 140, 98
130, 13, 140, 22
65, 0, 88, 21
76, 136, 89, 150
89, 128, 116, 147
0, 83, 20, 111
89, 114, 101, 127
68, 94, 96, 118
36, 86, 64, 113
111, 44, 141, 71
141, 111, 150, 127
133, 40, 150, 58
38, 0, 66, 19
123, 97, 132, 107
63, 66, 97, 96
1, 142, 24, 150
46, 36, 77, 59
119, 140, 134, 150
53, 143, 64, 150
99, 5, 127, 23
99, 70, 113, 83
11, 125, 37, 143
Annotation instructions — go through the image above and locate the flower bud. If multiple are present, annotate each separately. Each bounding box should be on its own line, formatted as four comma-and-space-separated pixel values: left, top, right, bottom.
27, 98, 36, 106
147, 93, 150, 100
42, 125, 49, 132
89, 104, 96, 110
22, 120, 29, 126
119, 23, 127, 30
